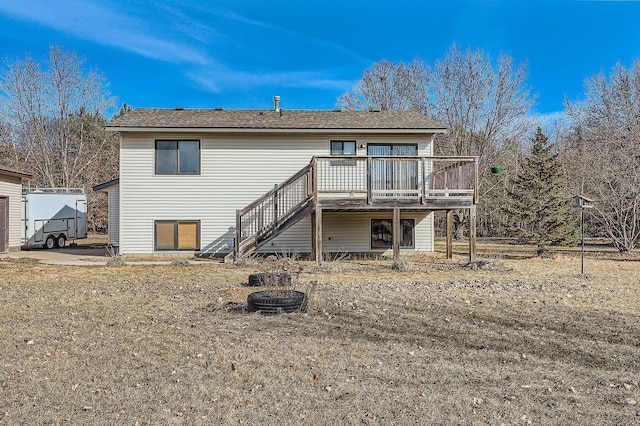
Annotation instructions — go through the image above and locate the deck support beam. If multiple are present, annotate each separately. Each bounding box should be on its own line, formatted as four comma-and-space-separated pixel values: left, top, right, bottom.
313, 206, 323, 264
310, 210, 316, 261
446, 209, 453, 259
469, 207, 477, 263
393, 207, 401, 261
234, 209, 241, 262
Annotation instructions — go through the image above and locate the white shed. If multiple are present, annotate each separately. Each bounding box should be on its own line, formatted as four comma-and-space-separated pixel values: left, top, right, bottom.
93, 179, 120, 250
0, 166, 32, 252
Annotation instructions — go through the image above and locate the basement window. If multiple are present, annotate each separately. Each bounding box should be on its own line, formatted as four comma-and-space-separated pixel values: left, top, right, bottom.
155, 140, 200, 175
155, 220, 200, 251
371, 218, 415, 249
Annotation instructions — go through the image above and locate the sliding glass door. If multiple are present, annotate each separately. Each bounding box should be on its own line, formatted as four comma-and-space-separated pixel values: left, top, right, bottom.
367, 144, 418, 196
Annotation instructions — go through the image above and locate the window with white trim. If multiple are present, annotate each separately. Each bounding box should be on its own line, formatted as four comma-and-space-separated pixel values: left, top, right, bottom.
155, 140, 200, 175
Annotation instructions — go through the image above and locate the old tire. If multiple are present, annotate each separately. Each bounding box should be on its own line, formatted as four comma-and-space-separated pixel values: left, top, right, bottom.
55, 234, 66, 249
44, 235, 56, 250
247, 273, 292, 287
247, 290, 307, 315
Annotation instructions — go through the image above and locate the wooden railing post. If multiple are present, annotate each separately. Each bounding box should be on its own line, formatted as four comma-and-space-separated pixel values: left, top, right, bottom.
273, 183, 279, 225
312, 158, 318, 205
366, 157, 372, 205
421, 157, 426, 204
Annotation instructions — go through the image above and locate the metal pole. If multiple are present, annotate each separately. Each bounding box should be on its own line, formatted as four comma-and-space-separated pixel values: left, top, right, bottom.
581, 207, 585, 275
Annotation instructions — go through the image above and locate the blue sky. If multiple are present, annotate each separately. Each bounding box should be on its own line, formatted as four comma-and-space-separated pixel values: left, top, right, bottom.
1, 0, 639, 117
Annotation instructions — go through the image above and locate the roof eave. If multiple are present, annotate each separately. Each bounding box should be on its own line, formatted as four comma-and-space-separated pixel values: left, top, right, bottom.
105, 126, 448, 134
93, 178, 119, 192
0, 167, 32, 179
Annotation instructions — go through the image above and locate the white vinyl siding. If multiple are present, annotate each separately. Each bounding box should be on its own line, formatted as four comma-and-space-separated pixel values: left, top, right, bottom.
107, 185, 119, 247
321, 211, 433, 253
0, 175, 23, 250
118, 133, 435, 255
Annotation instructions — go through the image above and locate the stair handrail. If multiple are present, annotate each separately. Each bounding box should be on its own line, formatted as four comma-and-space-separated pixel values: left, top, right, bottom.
235, 161, 315, 259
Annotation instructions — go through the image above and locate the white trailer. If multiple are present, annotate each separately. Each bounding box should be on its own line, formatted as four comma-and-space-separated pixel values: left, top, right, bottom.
21, 187, 87, 249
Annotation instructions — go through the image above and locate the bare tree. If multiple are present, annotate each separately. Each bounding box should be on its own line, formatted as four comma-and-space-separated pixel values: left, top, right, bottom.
337, 46, 535, 238
565, 61, 640, 252
0, 45, 119, 232
0, 44, 115, 188
426, 45, 534, 158
337, 59, 429, 111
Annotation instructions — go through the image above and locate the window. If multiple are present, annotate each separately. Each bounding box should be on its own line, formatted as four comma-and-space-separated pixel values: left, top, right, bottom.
156, 140, 200, 175
330, 140, 356, 166
155, 221, 200, 251
371, 218, 414, 249
331, 140, 356, 156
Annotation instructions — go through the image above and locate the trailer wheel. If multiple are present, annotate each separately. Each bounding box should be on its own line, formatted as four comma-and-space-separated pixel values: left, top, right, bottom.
55, 234, 66, 249
44, 236, 56, 250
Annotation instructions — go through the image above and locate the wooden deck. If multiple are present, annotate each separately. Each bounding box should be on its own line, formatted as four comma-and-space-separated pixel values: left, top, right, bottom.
232, 156, 479, 262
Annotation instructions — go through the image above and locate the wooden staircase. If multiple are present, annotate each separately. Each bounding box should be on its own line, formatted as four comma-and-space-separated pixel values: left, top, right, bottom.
226, 163, 315, 262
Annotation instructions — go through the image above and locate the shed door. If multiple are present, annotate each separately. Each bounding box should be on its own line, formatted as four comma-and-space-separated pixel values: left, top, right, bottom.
0, 197, 8, 253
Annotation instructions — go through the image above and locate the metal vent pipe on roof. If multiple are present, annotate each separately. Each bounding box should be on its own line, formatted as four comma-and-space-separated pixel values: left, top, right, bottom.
273, 96, 280, 112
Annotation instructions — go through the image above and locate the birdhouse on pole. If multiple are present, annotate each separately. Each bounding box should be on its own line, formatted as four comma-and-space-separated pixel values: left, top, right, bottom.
574, 195, 593, 209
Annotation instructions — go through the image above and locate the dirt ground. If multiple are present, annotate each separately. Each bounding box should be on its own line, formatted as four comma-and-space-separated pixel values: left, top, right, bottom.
1, 244, 639, 425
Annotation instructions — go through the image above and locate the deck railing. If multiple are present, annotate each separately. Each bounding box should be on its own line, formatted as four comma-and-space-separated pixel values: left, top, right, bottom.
233, 155, 478, 259
313, 156, 478, 204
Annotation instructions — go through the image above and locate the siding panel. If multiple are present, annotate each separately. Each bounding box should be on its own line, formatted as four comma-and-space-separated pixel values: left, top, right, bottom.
322, 211, 433, 254
108, 186, 120, 246
0, 176, 23, 250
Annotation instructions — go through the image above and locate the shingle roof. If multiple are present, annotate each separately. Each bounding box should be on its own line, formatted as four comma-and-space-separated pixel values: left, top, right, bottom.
107, 108, 446, 131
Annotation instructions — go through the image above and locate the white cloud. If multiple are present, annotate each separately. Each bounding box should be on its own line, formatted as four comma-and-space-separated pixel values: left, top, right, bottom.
0, 1, 363, 96
188, 67, 353, 93
0, 0, 208, 64
201, 6, 371, 66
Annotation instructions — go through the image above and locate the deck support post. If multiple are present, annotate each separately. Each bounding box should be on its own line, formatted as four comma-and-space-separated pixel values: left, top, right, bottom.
314, 206, 323, 264
393, 207, 401, 261
446, 209, 453, 259
234, 209, 241, 261
469, 207, 477, 263
310, 210, 316, 261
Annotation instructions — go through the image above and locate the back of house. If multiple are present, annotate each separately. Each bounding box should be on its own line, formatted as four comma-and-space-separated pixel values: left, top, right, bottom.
99, 102, 478, 260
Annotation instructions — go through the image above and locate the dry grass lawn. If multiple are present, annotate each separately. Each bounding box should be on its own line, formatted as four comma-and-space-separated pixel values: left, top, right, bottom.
1, 244, 639, 425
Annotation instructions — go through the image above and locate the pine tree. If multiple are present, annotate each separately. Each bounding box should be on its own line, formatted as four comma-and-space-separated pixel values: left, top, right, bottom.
503, 127, 579, 251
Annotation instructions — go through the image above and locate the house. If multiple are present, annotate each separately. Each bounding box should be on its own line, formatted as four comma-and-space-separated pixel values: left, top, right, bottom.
0, 166, 32, 253
98, 100, 478, 261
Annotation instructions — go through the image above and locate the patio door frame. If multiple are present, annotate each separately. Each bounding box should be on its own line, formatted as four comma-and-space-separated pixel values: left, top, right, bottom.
367, 143, 418, 194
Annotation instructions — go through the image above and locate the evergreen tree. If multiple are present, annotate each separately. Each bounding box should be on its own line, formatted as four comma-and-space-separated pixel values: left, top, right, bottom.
503, 127, 579, 251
